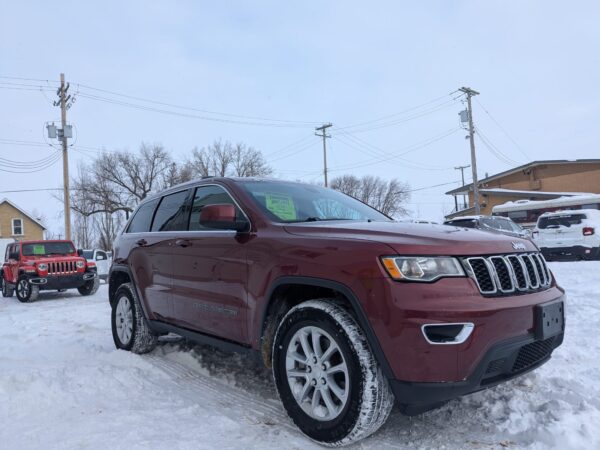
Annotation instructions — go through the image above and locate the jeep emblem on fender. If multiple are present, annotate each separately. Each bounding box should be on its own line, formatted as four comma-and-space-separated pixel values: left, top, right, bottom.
512, 241, 527, 250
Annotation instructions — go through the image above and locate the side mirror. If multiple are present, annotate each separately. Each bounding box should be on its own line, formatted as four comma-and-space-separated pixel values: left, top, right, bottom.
77, 249, 84, 257
200, 204, 249, 232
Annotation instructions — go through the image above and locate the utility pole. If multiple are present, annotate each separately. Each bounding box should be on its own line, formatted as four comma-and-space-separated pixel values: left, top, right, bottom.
454, 164, 470, 210
459, 87, 480, 214
50, 73, 73, 240
315, 123, 332, 187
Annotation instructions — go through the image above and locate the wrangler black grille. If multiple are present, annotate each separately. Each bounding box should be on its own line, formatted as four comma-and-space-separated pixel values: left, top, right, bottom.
465, 253, 551, 296
512, 337, 555, 373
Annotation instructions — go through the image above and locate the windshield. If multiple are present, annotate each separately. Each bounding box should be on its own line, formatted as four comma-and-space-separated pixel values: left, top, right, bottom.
238, 180, 391, 223
538, 214, 585, 229
22, 241, 76, 256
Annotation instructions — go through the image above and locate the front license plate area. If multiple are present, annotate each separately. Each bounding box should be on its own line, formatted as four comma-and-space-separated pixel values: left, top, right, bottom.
535, 301, 564, 340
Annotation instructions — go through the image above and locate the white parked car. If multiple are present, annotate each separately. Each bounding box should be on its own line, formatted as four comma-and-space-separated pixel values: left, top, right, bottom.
533, 209, 600, 260
82, 249, 111, 281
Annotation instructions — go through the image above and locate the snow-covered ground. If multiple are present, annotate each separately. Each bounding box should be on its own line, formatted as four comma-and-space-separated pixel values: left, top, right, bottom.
1, 262, 599, 449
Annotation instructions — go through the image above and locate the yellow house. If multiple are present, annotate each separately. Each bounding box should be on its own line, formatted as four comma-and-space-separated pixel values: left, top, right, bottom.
0, 198, 46, 241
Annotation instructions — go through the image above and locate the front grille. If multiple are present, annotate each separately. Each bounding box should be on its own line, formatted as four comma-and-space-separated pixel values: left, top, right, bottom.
48, 261, 77, 275
465, 253, 551, 296
511, 337, 555, 373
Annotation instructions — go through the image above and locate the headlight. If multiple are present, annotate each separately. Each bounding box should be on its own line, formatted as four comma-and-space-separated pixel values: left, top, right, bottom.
381, 256, 465, 282
76, 260, 85, 268
37, 263, 48, 271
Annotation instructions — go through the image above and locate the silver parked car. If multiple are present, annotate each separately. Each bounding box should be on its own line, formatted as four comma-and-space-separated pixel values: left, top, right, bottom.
444, 215, 531, 239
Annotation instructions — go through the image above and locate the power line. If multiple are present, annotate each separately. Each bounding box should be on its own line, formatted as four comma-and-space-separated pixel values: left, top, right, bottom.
327, 127, 461, 172
335, 91, 461, 131
475, 126, 520, 166
475, 98, 530, 160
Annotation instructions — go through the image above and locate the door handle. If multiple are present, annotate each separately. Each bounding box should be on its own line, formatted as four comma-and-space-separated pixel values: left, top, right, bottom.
175, 239, 192, 248
136, 239, 148, 247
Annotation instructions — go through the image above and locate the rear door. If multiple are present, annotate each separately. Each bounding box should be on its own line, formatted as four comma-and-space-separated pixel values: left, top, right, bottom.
170, 184, 249, 343
537, 213, 586, 248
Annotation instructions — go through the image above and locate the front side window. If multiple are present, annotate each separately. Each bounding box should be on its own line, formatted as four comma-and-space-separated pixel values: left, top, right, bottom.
96, 251, 108, 261
238, 180, 390, 223
189, 185, 244, 230
446, 219, 477, 228
151, 190, 190, 232
127, 198, 160, 233
12, 218, 23, 235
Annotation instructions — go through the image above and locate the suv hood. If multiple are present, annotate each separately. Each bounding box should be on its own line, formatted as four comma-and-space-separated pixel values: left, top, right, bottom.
284, 221, 537, 255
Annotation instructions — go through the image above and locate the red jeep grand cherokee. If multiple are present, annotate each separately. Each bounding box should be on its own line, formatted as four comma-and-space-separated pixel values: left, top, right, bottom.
109, 178, 565, 446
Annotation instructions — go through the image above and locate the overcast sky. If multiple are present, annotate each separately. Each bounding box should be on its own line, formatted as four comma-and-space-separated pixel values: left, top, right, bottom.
2, 1, 600, 235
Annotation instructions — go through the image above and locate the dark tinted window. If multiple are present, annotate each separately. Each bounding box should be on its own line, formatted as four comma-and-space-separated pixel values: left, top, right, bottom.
127, 198, 159, 233
538, 214, 585, 229
189, 185, 243, 230
151, 190, 189, 232
446, 219, 477, 228
82, 250, 94, 260
507, 210, 528, 220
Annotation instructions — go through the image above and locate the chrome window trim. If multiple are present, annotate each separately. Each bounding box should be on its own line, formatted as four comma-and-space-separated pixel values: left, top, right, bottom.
421, 323, 475, 345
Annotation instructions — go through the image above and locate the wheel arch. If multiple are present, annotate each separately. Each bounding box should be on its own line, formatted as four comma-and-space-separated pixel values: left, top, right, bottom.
258, 276, 393, 379
108, 265, 133, 307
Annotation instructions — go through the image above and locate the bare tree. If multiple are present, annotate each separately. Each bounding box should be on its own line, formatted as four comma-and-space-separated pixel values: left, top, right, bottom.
189, 140, 272, 178
330, 174, 410, 218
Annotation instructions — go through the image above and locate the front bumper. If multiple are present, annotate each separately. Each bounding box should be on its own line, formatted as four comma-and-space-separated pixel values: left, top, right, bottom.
540, 245, 599, 260
26, 272, 96, 290
391, 331, 564, 415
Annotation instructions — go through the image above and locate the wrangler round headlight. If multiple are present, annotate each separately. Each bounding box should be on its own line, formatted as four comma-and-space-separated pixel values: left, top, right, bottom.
37, 263, 48, 271
76, 260, 85, 268
381, 256, 465, 282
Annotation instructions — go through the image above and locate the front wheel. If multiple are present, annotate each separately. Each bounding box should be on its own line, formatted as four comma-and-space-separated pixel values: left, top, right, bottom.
16, 276, 39, 303
77, 277, 99, 296
272, 300, 394, 446
111, 283, 157, 354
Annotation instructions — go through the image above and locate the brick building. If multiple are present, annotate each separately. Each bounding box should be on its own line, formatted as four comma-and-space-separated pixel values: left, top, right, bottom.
445, 159, 600, 219
0, 198, 46, 241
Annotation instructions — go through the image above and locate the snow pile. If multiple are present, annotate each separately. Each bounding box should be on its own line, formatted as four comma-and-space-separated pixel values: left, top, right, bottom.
1, 263, 599, 449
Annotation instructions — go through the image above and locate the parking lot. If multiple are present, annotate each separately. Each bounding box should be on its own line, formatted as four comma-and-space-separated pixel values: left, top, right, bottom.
1, 262, 599, 449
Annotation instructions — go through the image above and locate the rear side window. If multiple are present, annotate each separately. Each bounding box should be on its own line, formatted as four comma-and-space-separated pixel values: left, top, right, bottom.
538, 214, 585, 229
189, 185, 243, 230
127, 198, 159, 233
151, 190, 190, 232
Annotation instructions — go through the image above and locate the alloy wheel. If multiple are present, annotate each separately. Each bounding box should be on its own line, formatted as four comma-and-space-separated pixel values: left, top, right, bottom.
115, 296, 134, 345
285, 325, 349, 421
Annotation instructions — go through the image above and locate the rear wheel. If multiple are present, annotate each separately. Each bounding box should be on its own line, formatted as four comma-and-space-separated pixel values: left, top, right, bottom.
111, 283, 157, 354
77, 277, 99, 296
2, 279, 14, 298
16, 276, 39, 303
272, 300, 394, 446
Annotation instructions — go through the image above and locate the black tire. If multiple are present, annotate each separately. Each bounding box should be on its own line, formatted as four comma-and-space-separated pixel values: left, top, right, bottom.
77, 277, 100, 296
15, 276, 39, 303
111, 283, 157, 354
272, 300, 394, 446
2, 279, 14, 298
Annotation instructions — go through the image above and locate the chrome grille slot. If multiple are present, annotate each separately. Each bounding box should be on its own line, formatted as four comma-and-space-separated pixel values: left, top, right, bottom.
47, 260, 77, 276
465, 252, 551, 296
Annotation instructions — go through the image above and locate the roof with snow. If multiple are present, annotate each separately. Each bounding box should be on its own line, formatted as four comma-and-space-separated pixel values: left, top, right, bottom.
492, 194, 600, 213
0, 198, 47, 230
445, 159, 600, 196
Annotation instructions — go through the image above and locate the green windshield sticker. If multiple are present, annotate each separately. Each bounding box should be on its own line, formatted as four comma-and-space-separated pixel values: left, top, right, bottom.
265, 193, 297, 220
32, 244, 45, 255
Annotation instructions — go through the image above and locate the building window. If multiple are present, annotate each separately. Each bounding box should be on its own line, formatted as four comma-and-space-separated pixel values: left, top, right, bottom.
12, 218, 23, 236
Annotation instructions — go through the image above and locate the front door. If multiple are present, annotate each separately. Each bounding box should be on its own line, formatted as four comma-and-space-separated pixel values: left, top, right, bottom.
170, 185, 249, 343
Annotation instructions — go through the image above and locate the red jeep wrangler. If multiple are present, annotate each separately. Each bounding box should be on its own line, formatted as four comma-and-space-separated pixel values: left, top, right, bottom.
1, 240, 99, 302
109, 178, 565, 446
